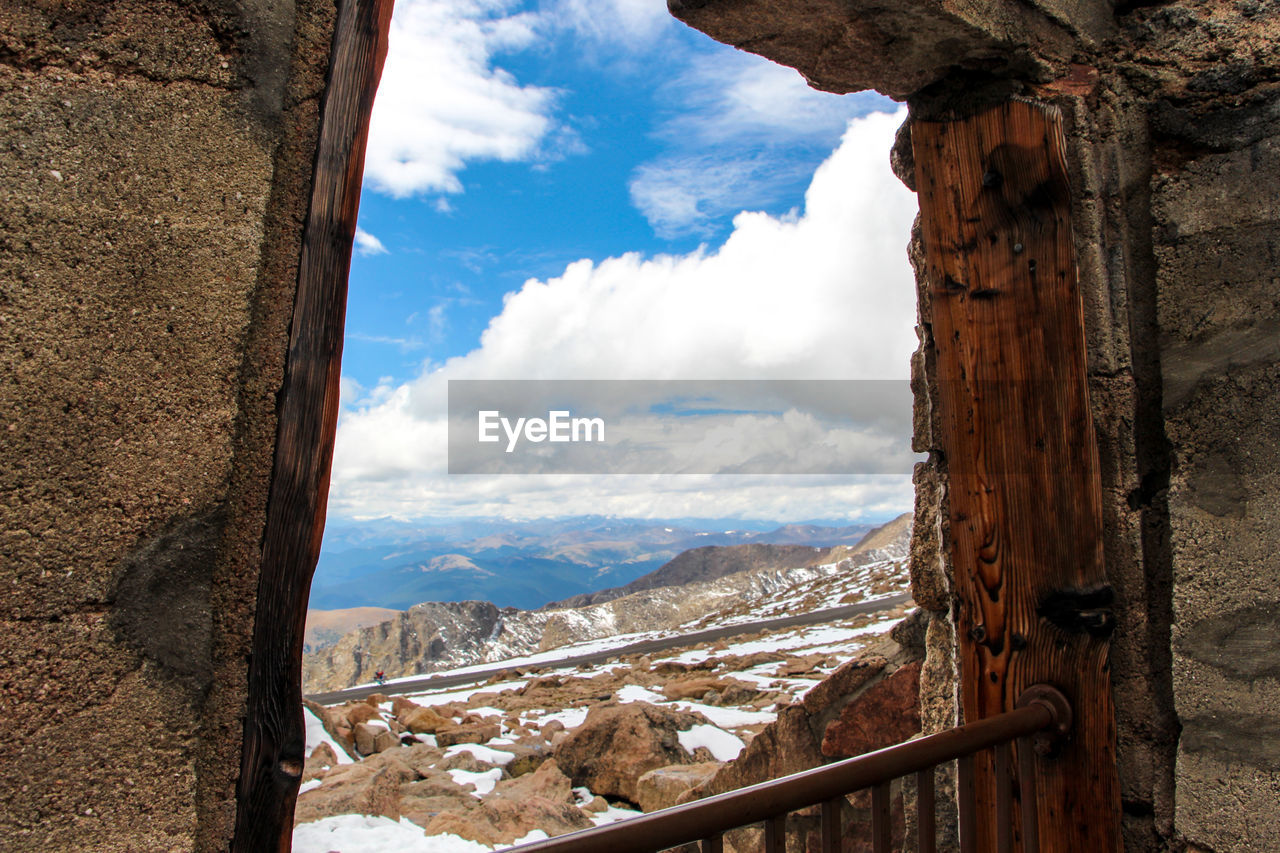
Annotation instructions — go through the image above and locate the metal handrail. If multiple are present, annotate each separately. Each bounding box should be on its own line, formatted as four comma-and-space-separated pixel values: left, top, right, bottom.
510, 684, 1071, 853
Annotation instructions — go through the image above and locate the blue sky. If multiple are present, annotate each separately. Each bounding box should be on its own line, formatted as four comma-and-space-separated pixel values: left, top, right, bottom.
329, 0, 921, 523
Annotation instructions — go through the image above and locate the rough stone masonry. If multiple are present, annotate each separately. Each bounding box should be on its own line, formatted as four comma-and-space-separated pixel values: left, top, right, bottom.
0, 1, 335, 849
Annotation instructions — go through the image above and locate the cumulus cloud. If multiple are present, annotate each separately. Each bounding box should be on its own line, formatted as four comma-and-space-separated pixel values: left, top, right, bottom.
630, 53, 892, 235
363, 0, 557, 198
354, 227, 389, 256
629, 151, 817, 239
331, 109, 919, 520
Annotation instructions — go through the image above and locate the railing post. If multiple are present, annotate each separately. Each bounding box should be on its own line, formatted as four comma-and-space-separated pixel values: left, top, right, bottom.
871, 782, 892, 852
917, 769, 936, 853
821, 797, 842, 853
764, 814, 787, 852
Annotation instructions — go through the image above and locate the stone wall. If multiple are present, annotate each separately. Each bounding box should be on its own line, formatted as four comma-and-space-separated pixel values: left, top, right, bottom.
675, 1, 1279, 850
0, 2, 334, 849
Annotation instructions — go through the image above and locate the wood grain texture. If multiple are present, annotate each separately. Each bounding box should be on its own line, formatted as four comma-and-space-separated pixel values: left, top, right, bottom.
232, 0, 393, 848
912, 100, 1121, 851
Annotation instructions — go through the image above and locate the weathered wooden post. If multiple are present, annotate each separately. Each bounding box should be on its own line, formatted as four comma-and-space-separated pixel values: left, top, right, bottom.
912, 100, 1121, 850
233, 0, 394, 848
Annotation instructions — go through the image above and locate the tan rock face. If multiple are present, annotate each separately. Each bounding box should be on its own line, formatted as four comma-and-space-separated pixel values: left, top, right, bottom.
295, 761, 410, 825
353, 723, 381, 756
398, 772, 478, 827
661, 675, 758, 702
553, 701, 709, 802
436, 722, 502, 748
691, 704, 825, 801
497, 758, 575, 804
303, 742, 338, 783
373, 730, 401, 753
346, 703, 383, 727
402, 706, 453, 734
821, 662, 922, 758
637, 762, 723, 813
425, 797, 592, 846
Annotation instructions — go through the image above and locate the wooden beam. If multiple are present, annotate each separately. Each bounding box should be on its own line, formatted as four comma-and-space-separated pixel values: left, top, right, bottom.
232, 0, 393, 848
911, 100, 1121, 851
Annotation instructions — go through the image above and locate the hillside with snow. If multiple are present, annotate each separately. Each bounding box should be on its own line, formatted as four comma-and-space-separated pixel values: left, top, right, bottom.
302, 515, 911, 692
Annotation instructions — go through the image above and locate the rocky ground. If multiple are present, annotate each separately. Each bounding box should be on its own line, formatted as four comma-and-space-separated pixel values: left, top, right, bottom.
295, 592, 918, 851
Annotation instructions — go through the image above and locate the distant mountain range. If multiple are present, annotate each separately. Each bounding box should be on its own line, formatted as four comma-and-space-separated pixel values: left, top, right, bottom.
309, 515, 887, 611
302, 513, 913, 691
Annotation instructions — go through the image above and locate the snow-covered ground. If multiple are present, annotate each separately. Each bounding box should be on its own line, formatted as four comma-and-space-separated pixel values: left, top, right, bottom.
296, 550, 911, 852
296, 601, 910, 852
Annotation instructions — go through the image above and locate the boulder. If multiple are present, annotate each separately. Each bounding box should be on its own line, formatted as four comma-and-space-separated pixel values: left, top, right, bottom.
439, 750, 489, 773
353, 722, 381, 756
294, 764, 402, 824
363, 766, 402, 821
436, 722, 501, 748
636, 763, 722, 813
397, 741, 445, 776
302, 742, 337, 783
373, 729, 401, 753
305, 698, 357, 758
391, 695, 421, 718
685, 704, 825, 801
553, 701, 708, 802
423, 796, 592, 846
662, 676, 739, 702
398, 771, 479, 828
402, 706, 452, 734
821, 662, 922, 757
345, 703, 383, 727
421, 812, 502, 848
801, 655, 887, 717
778, 654, 825, 676
503, 741, 552, 777
494, 759, 574, 805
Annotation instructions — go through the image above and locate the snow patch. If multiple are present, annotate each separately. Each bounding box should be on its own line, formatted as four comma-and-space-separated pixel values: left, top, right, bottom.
616, 684, 667, 704
679, 724, 746, 761
444, 743, 516, 766
448, 767, 504, 797
673, 702, 775, 728
293, 815, 489, 852
303, 706, 353, 764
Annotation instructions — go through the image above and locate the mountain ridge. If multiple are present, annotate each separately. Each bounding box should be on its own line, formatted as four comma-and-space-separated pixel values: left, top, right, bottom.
302, 514, 912, 692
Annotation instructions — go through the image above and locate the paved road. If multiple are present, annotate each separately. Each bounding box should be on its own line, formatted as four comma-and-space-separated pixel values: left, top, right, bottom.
307, 591, 913, 705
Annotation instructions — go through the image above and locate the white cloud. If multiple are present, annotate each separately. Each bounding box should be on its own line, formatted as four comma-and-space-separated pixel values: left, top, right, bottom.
547, 0, 676, 51
660, 53, 887, 146
629, 52, 895, 235
354, 227, 389, 256
363, 0, 557, 198
331, 110, 919, 520
629, 152, 814, 239
348, 332, 426, 352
